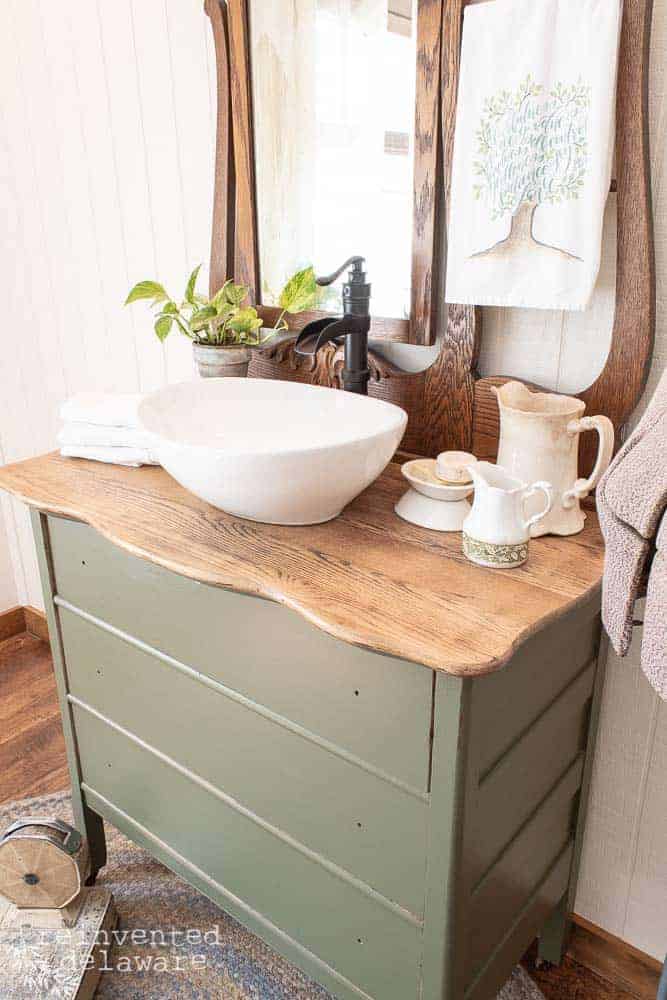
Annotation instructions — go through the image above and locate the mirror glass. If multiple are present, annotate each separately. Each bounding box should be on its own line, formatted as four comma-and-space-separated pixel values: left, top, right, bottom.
250, 1, 417, 319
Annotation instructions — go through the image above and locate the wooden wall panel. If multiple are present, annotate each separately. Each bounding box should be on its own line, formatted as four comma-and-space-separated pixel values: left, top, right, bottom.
0, 442, 19, 613
95, 0, 167, 393
131, 0, 193, 386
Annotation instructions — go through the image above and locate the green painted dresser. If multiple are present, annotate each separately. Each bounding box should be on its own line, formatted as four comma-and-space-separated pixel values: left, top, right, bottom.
0, 454, 606, 1000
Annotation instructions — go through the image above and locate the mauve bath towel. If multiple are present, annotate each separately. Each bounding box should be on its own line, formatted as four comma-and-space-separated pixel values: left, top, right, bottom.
597, 369, 667, 699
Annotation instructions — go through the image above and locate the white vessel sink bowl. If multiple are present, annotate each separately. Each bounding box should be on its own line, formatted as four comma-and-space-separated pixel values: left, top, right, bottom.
138, 379, 407, 525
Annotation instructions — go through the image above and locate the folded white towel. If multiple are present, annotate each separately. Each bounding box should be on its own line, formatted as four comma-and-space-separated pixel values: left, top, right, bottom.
59, 392, 144, 429
446, 0, 621, 310
58, 423, 154, 451
60, 445, 159, 468
58, 392, 158, 467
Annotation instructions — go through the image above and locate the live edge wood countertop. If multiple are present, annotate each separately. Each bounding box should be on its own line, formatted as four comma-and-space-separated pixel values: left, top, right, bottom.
0, 453, 605, 677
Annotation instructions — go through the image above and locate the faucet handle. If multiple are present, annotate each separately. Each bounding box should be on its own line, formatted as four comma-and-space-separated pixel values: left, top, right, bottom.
316, 256, 366, 287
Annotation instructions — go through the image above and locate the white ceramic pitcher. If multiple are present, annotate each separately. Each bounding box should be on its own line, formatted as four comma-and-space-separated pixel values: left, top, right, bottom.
462, 462, 553, 568
494, 381, 615, 537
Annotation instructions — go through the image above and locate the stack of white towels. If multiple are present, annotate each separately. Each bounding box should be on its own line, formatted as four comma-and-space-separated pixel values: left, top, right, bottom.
58, 393, 158, 468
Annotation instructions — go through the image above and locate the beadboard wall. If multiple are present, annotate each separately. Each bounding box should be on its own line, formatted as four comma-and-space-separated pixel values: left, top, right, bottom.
0, 0, 665, 960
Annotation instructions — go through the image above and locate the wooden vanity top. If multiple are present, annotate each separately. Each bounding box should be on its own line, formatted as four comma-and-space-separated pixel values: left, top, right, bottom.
0, 453, 605, 676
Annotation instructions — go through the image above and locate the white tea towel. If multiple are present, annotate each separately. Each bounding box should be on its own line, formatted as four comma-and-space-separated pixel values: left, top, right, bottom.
60, 445, 158, 468
446, 0, 621, 310
58, 422, 154, 451
59, 392, 144, 428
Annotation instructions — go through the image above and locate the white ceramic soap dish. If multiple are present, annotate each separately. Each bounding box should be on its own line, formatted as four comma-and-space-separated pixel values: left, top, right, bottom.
395, 457, 476, 532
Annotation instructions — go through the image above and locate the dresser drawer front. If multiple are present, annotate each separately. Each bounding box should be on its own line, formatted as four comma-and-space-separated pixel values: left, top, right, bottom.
49, 516, 432, 792
61, 605, 428, 914
73, 706, 422, 1000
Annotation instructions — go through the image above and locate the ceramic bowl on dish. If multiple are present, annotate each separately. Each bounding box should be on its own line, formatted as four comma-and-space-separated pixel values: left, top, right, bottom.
395, 459, 474, 532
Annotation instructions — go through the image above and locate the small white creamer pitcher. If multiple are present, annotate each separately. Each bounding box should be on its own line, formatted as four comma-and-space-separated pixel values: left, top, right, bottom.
462, 462, 553, 568
494, 381, 614, 537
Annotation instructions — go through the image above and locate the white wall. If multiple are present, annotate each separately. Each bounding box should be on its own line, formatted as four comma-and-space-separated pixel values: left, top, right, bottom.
0, 0, 665, 959
0, 464, 19, 612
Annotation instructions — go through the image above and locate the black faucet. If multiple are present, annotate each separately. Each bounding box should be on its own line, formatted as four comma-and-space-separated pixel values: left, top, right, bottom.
295, 256, 371, 395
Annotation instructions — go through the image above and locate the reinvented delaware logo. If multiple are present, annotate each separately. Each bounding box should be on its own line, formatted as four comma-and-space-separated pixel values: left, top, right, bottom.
470, 75, 591, 260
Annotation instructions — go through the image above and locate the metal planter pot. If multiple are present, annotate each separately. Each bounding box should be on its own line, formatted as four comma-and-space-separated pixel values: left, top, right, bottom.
193, 343, 252, 378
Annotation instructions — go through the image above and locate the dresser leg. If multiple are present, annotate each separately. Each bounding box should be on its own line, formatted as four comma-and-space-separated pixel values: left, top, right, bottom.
31, 511, 108, 881
537, 893, 571, 966
79, 802, 107, 883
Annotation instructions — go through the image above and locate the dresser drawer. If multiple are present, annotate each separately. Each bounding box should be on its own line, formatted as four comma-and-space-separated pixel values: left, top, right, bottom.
61, 605, 428, 914
48, 516, 432, 792
73, 706, 422, 1000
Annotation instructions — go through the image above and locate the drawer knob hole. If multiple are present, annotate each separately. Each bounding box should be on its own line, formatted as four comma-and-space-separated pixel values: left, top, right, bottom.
354, 690, 359, 697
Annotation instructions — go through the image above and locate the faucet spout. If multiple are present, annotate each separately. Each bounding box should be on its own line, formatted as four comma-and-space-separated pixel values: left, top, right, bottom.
295, 315, 370, 393
294, 317, 344, 357
294, 257, 372, 394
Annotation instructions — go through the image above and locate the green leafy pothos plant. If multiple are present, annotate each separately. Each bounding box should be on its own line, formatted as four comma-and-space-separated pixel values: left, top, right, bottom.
125, 264, 322, 347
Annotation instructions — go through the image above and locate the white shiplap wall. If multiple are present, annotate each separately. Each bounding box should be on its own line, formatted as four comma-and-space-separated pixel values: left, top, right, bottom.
0, 0, 665, 961
0, 443, 18, 612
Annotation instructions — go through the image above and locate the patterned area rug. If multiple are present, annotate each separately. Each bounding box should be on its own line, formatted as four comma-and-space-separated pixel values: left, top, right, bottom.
0, 791, 545, 999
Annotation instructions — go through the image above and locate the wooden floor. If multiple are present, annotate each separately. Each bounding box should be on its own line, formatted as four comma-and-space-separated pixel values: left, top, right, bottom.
0, 629, 654, 1000
0, 631, 69, 804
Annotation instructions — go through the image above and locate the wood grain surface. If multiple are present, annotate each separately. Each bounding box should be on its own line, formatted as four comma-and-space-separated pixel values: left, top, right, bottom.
578, 0, 656, 465
0, 631, 68, 806
226, 0, 259, 299
568, 916, 662, 999
435, 0, 481, 455
410, 0, 444, 346
0, 607, 26, 643
0, 453, 603, 677
204, 0, 235, 297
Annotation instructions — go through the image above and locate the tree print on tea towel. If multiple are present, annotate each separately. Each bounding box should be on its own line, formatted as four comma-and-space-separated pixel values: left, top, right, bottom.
471, 75, 591, 260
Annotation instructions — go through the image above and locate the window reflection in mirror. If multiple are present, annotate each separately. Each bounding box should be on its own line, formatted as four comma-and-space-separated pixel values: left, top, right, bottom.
250, 1, 417, 319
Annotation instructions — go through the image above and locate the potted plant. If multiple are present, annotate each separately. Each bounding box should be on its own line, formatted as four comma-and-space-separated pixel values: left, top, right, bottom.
125, 264, 321, 378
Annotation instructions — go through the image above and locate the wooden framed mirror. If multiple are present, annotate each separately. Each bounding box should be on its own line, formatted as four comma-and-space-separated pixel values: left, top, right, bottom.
207, 0, 442, 346
205, 0, 655, 467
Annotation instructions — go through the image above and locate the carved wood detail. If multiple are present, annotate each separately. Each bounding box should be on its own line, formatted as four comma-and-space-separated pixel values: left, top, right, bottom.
250, 338, 401, 390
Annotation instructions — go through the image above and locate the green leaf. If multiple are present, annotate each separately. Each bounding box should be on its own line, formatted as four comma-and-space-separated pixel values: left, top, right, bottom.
278, 266, 319, 315
228, 307, 263, 335
125, 280, 168, 306
154, 315, 173, 341
184, 264, 202, 306
210, 280, 231, 308
225, 282, 249, 307
162, 301, 179, 315
190, 305, 218, 332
